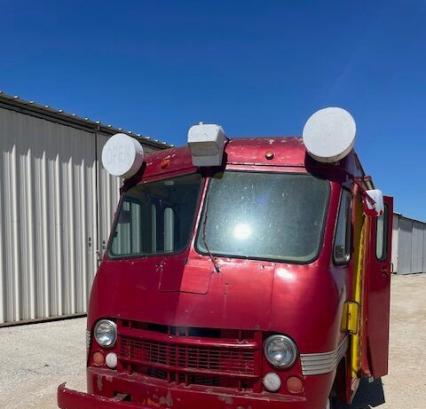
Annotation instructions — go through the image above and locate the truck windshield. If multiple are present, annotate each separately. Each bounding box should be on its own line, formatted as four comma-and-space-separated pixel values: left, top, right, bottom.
109, 174, 202, 257
196, 171, 329, 263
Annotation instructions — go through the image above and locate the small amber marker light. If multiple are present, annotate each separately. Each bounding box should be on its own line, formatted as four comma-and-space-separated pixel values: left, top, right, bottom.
160, 158, 170, 169
93, 351, 105, 366
286, 376, 304, 394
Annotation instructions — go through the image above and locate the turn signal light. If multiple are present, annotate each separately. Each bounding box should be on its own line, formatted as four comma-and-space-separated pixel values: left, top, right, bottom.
93, 351, 105, 366
286, 376, 304, 394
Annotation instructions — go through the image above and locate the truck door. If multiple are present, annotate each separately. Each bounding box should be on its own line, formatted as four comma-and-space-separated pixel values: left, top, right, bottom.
365, 196, 393, 377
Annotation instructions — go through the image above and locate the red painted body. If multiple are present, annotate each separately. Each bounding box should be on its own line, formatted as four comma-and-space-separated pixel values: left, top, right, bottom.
57, 137, 393, 409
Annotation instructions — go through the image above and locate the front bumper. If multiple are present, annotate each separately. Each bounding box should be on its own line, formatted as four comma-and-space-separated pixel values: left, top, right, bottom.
58, 384, 140, 409
58, 368, 332, 409
58, 383, 305, 409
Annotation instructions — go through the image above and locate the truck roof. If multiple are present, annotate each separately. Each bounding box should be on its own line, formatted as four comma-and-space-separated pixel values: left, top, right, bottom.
137, 136, 367, 183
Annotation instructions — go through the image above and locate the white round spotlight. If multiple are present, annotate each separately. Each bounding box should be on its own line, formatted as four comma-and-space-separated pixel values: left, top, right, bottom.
263, 372, 282, 392
102, 133, 144, 178
105, 352, 118, 369
302, 107, 356, 163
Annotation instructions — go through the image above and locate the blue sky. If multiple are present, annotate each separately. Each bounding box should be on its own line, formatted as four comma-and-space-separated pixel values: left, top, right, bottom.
2, 1, 426, 220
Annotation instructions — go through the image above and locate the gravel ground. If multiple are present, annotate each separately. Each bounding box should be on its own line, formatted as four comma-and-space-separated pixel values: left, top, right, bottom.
0, 318, 86, 409
0, 273, 425, 409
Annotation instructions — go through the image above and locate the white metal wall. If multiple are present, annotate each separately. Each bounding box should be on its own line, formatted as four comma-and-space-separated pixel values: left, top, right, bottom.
392, 214, 426, 274
0, 108, 99, 323
0, 108, 157, 324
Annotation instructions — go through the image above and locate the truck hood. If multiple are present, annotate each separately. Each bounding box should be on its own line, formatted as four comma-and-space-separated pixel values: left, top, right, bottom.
89, 254, 277, 330
88, 253, 342, 351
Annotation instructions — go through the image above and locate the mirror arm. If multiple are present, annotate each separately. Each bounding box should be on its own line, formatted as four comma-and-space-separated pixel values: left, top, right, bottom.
342, 171, 377, 207
357, 179, 377, 207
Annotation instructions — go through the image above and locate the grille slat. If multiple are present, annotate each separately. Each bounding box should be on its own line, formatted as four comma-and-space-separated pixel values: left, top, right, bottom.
120, 337, 256, 376
117, 323, 260, 390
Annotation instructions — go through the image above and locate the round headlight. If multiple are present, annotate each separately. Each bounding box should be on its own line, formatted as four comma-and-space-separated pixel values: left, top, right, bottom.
94, 319, 117, 348
264, 335, 297, 368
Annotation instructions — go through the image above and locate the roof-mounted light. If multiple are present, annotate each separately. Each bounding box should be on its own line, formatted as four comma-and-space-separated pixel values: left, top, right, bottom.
101, 133, 144, 178
187, 123, 226, 167
302, 107, 356, 163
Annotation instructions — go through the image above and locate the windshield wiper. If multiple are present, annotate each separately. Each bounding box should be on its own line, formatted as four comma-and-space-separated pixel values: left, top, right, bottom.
202, 195, 220, 273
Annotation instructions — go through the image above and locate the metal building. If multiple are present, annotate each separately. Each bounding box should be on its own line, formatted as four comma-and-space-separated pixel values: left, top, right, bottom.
0, 92, 168, 325
392, 213, 426, 274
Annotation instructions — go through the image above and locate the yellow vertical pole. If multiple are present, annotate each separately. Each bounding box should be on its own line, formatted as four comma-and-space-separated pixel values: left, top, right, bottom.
350, 213, 367, 378
341, 190, 368, 381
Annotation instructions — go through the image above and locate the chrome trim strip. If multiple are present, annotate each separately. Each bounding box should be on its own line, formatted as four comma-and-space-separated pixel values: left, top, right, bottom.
300, 337, 348, 376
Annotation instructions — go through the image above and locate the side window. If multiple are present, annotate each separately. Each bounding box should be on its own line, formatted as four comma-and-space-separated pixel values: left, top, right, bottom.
163, 207, 175, 252
111, 199, 143, 255
111, 200, 177, 256
334, 190, 352, 264
376, 204, 388, 260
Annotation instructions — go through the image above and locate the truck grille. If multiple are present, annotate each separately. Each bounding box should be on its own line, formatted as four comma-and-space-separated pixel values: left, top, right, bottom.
117, 321, 261, 390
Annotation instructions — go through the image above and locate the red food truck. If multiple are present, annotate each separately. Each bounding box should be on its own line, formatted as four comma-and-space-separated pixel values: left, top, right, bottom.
57, 107, 393, 409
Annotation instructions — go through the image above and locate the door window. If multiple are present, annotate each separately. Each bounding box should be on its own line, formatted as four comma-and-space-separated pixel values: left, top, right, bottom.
376, 204, 388, 260
334, 189, 352, 264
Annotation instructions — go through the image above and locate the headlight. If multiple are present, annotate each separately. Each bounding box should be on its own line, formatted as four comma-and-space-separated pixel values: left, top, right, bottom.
264, 335, 297, 368
94, 319, 117, 348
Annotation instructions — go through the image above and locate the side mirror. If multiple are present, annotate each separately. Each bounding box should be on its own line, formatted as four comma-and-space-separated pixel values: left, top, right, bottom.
363, 189, 384, 217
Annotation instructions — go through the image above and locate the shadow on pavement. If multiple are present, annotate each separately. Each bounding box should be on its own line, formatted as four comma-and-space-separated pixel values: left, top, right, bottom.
337, 378, 386, 409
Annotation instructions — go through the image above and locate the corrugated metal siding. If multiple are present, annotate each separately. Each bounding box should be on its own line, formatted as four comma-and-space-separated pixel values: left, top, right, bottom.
393, 214, 426, 274
391, 214, 399, 273
412, 222, 424, 273
423, 227, 426, 273
0, 107, 159, 324
397, 217, 413, 274
0, 108, 98, 323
